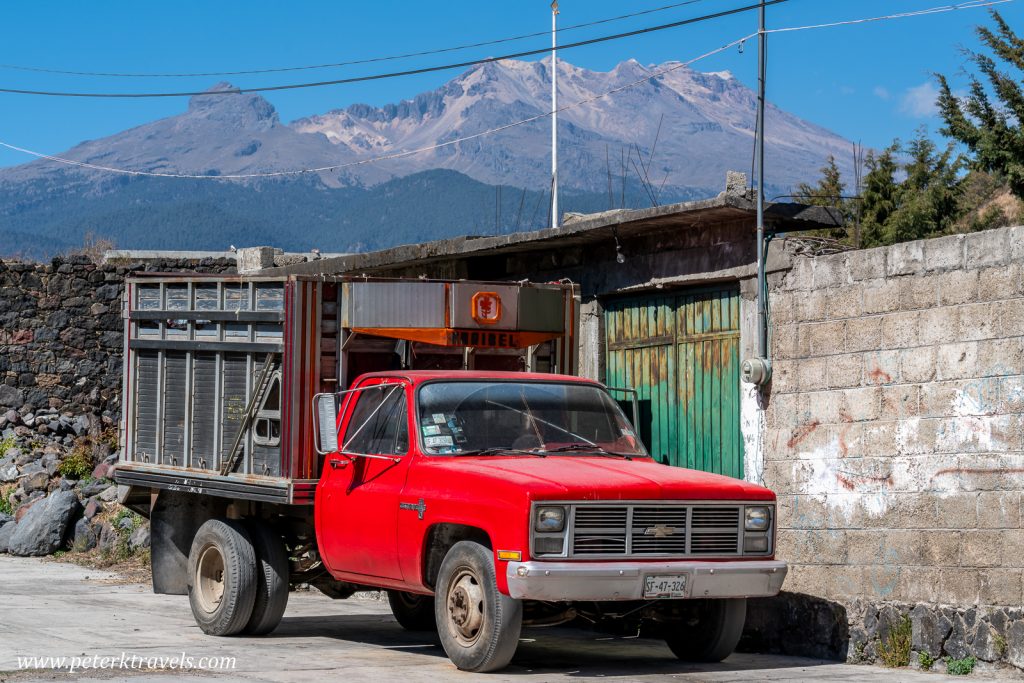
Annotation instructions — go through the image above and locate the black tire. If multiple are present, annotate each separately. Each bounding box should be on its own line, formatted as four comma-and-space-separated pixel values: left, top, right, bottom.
434, 541, 522, 673
665, 598, 747, 662
387, 590, 437, 631
243, 521, 290, 635
187, 519, 257, 636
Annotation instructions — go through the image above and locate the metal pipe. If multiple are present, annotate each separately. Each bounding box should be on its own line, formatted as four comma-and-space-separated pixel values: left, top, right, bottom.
551, 0, 559, 229
755, 0, 767, 359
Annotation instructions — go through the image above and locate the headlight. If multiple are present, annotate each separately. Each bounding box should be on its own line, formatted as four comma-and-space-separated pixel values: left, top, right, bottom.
745, 506, 770, 531
535, 506, 566, 532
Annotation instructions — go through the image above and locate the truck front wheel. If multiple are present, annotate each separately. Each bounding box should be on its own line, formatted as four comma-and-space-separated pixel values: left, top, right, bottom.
434, 541, 522, 672
387, 590, 436, 631
187, 519, 257, 636
664, 598, 747, 662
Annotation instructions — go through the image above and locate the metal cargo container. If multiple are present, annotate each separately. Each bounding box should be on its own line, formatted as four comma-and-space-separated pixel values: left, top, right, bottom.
116, 275, 578, 505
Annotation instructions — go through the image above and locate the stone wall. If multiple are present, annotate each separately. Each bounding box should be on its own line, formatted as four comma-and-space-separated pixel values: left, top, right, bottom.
0, 254, 235, 423
0, 253, 233, 558
763, 224, 1024, 668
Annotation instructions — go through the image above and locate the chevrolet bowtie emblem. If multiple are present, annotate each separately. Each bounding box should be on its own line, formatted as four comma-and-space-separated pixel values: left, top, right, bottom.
644, 525, 677, 538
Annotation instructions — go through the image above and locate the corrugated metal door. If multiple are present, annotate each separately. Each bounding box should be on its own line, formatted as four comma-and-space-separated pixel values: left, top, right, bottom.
605, 286, 742, 478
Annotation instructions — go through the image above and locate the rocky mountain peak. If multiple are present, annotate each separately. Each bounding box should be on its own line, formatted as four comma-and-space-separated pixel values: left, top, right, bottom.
186, 82, 279, 129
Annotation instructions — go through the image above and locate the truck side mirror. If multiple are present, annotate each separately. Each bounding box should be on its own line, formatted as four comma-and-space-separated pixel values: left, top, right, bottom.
313, 393, 339, 454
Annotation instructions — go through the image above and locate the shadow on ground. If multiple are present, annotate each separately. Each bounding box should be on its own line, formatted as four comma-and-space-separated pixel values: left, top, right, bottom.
274, 614, 839, 677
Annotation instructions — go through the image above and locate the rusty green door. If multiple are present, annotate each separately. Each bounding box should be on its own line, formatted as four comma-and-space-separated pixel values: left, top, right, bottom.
604, 286, 742, 478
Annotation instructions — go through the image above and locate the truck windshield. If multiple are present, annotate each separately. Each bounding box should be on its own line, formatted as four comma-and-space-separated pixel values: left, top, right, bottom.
416, 381, 648, 457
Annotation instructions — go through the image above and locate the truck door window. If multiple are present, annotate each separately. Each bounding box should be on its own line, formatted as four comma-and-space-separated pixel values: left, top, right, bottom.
343, 386, 408, 456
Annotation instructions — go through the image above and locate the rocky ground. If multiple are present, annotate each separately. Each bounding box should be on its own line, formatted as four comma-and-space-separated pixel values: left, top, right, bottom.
0, 407, 149, 564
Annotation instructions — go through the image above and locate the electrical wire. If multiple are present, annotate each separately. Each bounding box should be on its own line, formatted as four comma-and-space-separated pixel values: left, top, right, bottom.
0, 0, 786, 98
763, 0, 1012, 35
0, 34, 757, 179
0, 0, 1010, 178
0, 0, 720, 79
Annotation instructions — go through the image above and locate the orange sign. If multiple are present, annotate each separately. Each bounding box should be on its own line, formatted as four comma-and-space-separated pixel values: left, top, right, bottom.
471, 291, 502, 325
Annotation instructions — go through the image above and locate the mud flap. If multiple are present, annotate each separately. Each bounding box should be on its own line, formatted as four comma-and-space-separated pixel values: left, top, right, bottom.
150, 490, 223, 595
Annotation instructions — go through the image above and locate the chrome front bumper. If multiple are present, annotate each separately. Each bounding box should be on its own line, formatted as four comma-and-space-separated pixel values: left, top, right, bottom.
506, 559, 787, 601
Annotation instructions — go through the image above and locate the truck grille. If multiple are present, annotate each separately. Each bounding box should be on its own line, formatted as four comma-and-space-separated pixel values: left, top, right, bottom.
569, 504, 743, 558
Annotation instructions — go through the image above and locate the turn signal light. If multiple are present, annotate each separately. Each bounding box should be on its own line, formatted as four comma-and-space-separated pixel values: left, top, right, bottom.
497, 550, 522, 561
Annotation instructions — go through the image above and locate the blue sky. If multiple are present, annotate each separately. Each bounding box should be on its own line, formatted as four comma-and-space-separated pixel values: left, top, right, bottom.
0, 0, 1019, 170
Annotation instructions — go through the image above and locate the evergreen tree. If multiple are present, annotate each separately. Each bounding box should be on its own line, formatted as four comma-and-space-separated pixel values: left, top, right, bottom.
937, 10, 1024, 199
793, 156, 852, 241
885, 133, 963, 244
794, 156, 845, 207
858, 143, 901, 247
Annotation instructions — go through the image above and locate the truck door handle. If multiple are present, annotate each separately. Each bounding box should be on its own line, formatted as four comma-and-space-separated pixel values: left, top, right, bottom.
329, 458, 350, 469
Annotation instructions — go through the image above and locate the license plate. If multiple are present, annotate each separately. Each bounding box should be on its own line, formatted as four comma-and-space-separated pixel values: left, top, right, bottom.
643, 574, 688, 598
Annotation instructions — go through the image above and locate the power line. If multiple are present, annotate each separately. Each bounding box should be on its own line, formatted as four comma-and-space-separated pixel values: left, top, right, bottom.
0, 0, 1009, 178
0, 0, 786, 98
0, 0, 719, 79
764, 0, 1012, 34
0, 34, 757, 179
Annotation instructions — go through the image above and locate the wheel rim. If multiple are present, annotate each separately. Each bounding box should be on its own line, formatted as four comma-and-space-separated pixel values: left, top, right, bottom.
446, 567, 485, 646
195, 544, 226, 614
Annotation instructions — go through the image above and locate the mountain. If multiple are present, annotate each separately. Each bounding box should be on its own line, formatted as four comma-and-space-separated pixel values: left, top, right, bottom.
0, 58, 854, 257
295, 58, 853, 195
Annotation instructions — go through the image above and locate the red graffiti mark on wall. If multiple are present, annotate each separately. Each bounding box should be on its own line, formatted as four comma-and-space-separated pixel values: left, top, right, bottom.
930, 467, 1024, 485
867, 367, 892, 384
835, 473, 857, 491
838, 410, 853, 457
836, 471, 893, 491
787, 420, 820, 449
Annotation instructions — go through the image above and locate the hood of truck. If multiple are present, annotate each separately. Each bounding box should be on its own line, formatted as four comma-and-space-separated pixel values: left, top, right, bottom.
414, 455, 774, 502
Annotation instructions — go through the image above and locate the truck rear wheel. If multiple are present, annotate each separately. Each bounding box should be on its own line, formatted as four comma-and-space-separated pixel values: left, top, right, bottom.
243, 521, 290, 635
434, 541, 522, 673
187, 519, 257, 636
387, 590, 436, 631
664, 598, 747, 662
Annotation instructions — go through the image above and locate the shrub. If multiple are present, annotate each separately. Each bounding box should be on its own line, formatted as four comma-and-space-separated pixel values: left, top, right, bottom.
919, 651, 935, 671
878, 615, 912, 668
58, 447, 93, 480
0, 484, 14, 515
946, 655, 976, 676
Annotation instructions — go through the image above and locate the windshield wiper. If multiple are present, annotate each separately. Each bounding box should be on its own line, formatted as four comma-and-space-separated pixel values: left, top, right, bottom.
541, 444, 634, 460
452, 447, 547, 457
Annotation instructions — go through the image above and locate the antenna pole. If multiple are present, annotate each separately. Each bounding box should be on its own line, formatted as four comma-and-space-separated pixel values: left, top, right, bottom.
551, 0, 560, 229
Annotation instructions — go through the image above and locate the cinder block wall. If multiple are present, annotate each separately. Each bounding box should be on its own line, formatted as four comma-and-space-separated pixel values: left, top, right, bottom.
762, 225, 1024, 666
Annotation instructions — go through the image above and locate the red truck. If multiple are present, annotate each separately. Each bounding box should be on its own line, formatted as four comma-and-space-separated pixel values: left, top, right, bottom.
115, 274, 785, 673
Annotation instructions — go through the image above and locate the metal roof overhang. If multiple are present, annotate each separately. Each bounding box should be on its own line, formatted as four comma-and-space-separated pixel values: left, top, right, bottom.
259, 194, 841, 278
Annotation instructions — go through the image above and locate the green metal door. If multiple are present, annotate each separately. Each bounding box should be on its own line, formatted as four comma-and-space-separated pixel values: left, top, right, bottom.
605, 286, 742, 477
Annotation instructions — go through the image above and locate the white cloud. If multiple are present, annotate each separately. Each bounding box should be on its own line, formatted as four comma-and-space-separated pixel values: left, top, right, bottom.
873, 86, 891, 101
839, 85, 856, 96
899, 82, 940, 118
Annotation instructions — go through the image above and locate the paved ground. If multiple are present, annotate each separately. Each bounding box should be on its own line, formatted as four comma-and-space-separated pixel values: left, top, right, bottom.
0, 556, 1016, 682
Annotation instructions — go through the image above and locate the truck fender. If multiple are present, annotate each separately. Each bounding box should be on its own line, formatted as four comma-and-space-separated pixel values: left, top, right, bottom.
421, 523, 492, 592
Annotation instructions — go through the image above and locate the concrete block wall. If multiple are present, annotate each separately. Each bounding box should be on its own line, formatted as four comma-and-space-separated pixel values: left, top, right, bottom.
763, 225, 1024, 666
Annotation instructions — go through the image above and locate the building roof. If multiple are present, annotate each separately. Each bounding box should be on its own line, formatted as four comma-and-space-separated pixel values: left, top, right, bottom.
262, 193, 840, 277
